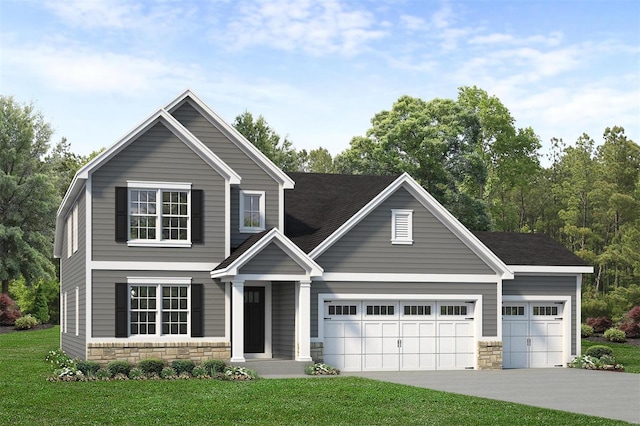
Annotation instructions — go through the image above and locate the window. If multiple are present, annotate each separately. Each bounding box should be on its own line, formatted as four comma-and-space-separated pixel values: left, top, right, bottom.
328, 305, 357, 316
391, 209, 413, 244
440, 305, 468, 316
129, 284, 190, 336
75, 287, 79, 336
404, 305, 432, 316
366, 305, 395, 315
239, 190, 265, 232
121, 182, 196, 247
533, 306, 558, 316
503, 306, 525, 316
66, 203, 78, 258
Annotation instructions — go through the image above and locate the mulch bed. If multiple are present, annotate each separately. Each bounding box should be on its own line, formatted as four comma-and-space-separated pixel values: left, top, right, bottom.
0, 323, 55, 335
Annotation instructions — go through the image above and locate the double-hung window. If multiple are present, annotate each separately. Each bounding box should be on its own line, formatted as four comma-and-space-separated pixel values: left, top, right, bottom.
123, 182, 193, 247
239, 190, 265, 233
128, 279, 191, 337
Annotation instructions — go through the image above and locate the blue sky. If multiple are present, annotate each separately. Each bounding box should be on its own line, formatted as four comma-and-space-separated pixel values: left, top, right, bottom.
1, 0, 638, 160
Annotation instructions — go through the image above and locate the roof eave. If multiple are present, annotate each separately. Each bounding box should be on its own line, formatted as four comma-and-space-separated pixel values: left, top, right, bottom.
509, 265, 594, 274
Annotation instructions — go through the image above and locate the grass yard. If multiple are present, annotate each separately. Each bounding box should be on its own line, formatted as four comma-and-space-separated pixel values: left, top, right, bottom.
582, 339, 640, 374
0, 327, 630, 425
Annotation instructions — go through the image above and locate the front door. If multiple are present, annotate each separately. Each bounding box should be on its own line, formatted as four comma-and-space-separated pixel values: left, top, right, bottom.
244, 287, 265, 353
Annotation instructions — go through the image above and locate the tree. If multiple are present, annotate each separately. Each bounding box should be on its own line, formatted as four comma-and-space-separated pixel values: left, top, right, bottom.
336, 95, 491, 230
233, 111, 302, 172
301, 147, 335, 173
0, 96, 59, 294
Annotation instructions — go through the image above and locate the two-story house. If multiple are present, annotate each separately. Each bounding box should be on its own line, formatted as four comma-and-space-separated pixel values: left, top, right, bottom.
54, 90, 592, 371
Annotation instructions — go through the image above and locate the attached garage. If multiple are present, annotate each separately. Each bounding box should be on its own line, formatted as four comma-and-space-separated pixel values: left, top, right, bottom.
323, 299, 476, 372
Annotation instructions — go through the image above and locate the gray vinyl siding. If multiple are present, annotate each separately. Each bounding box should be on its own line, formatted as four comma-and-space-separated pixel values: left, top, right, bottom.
60, 190, 87, 360
239, 243, 305, 275
272, 281, 295, 359
91, 270, 225, 338
91, 122, 226, 263
316, 188, 495, 274
503, 275, 578, 355
170, 102, 280, 248
311, 281, 497, 338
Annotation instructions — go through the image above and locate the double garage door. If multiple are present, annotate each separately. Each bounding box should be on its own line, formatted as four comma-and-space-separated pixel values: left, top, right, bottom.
323, 300, 475, 372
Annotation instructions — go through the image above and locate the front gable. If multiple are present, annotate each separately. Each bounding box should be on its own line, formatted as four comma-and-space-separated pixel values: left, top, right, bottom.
238, 242, 306, 275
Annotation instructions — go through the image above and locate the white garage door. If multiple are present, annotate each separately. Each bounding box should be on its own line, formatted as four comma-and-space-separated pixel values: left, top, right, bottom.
502, 302, 564, 368
324, 300, 475, 372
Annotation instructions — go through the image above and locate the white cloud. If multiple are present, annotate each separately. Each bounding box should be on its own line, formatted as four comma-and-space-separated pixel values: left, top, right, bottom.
217, 0, 387, 56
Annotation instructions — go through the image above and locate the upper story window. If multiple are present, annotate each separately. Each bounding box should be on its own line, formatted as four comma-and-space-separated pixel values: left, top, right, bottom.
66, 202, 79, 257
391, 209, 413, 245
116, 182, 203, 247
239, 190, 265, 233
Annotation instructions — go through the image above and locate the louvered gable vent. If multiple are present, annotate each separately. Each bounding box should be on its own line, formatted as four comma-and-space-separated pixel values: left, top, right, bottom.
391, 209, 413, 244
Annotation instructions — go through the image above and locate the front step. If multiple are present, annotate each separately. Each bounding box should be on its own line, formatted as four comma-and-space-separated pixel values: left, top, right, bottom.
231, 359, 311, 377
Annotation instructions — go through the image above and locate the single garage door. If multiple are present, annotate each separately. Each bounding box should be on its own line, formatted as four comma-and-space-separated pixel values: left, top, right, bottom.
502, 302, 564, 368
323, 300, 475, 372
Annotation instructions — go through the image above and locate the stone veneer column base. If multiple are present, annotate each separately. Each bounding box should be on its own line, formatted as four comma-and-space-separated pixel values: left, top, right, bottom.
477, 341, 502, 370
310, 342, 324, 363
87, 341, 231, 365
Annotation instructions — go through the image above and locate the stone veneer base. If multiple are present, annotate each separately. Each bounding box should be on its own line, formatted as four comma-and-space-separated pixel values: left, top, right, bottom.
310, 342, 324, 363
477, 341, 503, 370
87, 341, 231, 365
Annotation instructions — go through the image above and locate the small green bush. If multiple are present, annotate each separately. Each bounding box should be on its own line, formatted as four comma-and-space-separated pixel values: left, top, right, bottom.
603, 328, 627, 343
161, 367, 177, 379
584, 345, 614, 359
107, 360, 131, 377
76, 360, 101, 376
305, 363, 340, 375
599, 354, 616, 366
45, 349, 75, 370
138, 358, 165, 376
223, 366, 256, 380
202, 359, 226, 375
96, 368, 111, 380
171, 359, 196, 375
129, 368, 146, 380
580, 324, 594, 338
192, 366, 208, 378
14, 314, 40, 330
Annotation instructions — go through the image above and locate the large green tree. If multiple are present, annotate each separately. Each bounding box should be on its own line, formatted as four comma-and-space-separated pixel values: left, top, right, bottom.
0, 96, 59, 294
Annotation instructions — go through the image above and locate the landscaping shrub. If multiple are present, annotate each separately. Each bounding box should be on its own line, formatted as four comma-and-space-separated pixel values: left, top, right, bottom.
223, 366, 256, 380
305, 363, 340, 375
192, 366, 208, 378
107, 360, 131, 377
161, 367, 177, 379
138, 358, 164, 376
603, 328, 626, 343
76, 360, 101, 376
45, 349, 75, 370
171, 359, 195, 375
96, 368, 111, 380
31, 284, 50, 323
619, 305, 640, 338
202, 359, 226, 375
584, 345, 614, 359
586, 317, 614, 333
568, 354, 624, 371
0, 293, 22, 325
14, 314, 39, 330
599, 354, 616, 366
580, 324, 594, 338
129, 368, 146, 380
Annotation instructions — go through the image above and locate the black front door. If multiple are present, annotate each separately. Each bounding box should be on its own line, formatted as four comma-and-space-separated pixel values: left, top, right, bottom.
244, 287, 265, 353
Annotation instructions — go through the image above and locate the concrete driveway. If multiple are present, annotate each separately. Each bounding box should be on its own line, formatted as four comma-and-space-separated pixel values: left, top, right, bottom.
346, 369, 640, 424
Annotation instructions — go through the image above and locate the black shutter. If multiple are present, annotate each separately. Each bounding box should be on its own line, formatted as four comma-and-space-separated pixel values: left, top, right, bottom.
115, 187, 128, 242
191, 284, 204, 337
191, 189, 203, 244
115, 283, 128, 338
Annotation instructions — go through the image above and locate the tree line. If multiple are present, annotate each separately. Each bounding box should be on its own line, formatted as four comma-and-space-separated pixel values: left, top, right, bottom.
1, 89, 638, 322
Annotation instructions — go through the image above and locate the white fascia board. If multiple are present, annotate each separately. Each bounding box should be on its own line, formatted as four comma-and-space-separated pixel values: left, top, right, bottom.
509, 265, 594, 274
308, 173, 513, 280
165, 90, 294, 189
211, 228, 323, 279
318, 273, 500, 283
90, 261, 219, 271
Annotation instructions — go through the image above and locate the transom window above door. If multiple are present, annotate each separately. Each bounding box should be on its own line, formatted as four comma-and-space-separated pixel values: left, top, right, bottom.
239, 190, 265, 233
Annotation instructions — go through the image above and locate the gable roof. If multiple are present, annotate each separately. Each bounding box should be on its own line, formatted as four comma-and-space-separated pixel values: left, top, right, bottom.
53, 107, 241, 258
211, 227, 323, 279
284, 172, 399, 253
473, 231, 591, 267
165, 90, 295, 189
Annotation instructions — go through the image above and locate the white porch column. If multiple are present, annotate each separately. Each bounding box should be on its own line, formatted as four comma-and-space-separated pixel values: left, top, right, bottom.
296, 279, 312, 362
230, 279, 245, 362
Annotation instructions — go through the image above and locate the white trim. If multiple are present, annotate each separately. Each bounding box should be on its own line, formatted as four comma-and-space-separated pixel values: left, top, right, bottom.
127, 181, 191, 190
66, 215, 72, 258
86, 176, 92, 344
318, 272, 501, 283
127, 241, 192, 248
90, 261, 219, 271
224, 281, 231, 341
88, 337, 229, 344
164, 90, 294, 189
391, 209, 413, 244
509, 265, 593, 274
308, 173, 513, 280
239, 190, 266, 233
72, 203, 79, 253
502, 295, 572, 367
127, 277, 192, 285
224, 273, 315, 282
75, 286, 79, 336
296, 280, 312, 361
64, 291, 68, 334
225, 184, 231, 258
230, 279, 245, 362
576, 274, 582, 357
278, 183, 285, 231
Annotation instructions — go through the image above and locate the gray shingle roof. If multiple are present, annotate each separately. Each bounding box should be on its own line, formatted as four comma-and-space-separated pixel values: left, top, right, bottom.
473, 231, 589, 266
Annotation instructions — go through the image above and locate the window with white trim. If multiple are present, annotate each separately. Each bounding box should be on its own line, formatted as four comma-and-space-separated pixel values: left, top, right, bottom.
127, 182, 191, 245
66, 202, 79, 258
239, 190, 265, 233
75, 287, 79, 336
391, 209, 413, 244
129, 284, 190, 336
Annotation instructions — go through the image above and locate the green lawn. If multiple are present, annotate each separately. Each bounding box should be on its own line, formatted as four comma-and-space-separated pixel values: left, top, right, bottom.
0, 327, 629, 425
582, 339, 640, 374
